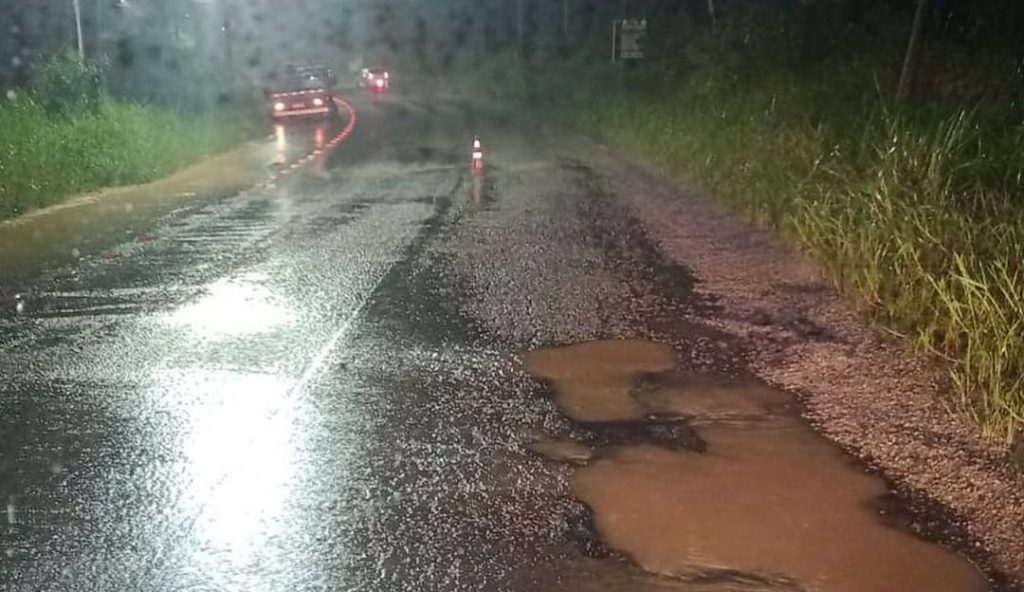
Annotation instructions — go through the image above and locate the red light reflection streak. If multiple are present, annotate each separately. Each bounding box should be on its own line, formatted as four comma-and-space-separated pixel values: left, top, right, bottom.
252, 97, 357, 190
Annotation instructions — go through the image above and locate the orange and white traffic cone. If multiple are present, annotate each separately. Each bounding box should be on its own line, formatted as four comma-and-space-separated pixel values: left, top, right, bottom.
471, 136, 484, 172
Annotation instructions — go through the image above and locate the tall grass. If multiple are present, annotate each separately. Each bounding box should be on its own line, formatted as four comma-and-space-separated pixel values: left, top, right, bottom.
792, 115, 1024, 438
454, 14, 1024, 439
0, 96, 247, 219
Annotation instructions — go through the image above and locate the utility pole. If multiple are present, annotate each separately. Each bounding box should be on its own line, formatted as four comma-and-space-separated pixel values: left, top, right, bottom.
563, 0, 568, 39
222, 1, 234, 72
94, 0, 103, 61
72, 0, 85, 65
897, 0, 929, 104
611, 20, 617, 63
516, 0, 524, 61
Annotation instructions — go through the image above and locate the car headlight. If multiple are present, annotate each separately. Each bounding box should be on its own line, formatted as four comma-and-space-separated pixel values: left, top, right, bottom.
312, 97, 324, 107
273, 102, 285, 111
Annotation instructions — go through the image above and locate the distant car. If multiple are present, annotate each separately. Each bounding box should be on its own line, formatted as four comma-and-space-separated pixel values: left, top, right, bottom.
265, 64, 336, 119
365, 68, 390, 92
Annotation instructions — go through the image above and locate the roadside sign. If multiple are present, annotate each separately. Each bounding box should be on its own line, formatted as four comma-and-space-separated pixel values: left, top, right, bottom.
612, 19, 647, 62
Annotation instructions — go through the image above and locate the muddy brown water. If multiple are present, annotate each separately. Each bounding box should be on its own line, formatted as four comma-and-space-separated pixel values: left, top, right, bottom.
522, 340, 988, 592
522, 340, 677, 422
528, 439, 595, 465
0, 142, 269, 283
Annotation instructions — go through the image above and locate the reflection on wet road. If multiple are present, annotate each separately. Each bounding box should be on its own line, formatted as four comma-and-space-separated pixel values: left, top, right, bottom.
0, 96, 995, 591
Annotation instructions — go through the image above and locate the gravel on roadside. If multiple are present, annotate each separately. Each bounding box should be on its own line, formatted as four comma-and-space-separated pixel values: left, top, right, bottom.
582, 142, 1024, 586
434, 112, 1024, 587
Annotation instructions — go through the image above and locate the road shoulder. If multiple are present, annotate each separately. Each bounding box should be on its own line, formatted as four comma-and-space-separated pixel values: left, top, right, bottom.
576, 137, 1024, 584
0, 140, 274, 285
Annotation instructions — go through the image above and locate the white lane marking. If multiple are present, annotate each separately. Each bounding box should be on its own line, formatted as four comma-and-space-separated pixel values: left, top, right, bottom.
290, 290, 371, 397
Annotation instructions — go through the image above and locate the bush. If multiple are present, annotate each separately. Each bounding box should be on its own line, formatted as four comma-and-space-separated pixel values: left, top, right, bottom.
32, 51, 104, 116
0, 96, 246, 219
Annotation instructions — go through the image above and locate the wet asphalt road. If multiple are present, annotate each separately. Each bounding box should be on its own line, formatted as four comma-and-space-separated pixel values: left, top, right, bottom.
0, 94, 639, 591
0, 93, 991, 591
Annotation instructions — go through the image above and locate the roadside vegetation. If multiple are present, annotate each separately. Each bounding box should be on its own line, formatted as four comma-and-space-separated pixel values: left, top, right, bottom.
0, 52, 248, 220
458, 2, 1024, 441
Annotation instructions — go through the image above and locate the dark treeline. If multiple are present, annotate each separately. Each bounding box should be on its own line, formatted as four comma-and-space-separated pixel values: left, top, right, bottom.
2, 1, 1023, 108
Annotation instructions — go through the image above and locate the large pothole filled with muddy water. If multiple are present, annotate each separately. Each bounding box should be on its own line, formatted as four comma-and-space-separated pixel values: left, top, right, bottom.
522, 340, 991, 592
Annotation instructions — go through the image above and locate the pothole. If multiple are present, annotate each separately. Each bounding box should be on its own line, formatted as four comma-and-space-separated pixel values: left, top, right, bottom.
522, 339, 678, 422
523, 339, 989, 592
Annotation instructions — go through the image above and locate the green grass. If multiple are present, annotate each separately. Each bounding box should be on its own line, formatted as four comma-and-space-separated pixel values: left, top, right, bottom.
453, 22, 1024, 440
0, 96, 248, 219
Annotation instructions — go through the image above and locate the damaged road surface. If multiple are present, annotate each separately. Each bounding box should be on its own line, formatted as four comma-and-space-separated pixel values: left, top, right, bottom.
0, 96, 1004, 591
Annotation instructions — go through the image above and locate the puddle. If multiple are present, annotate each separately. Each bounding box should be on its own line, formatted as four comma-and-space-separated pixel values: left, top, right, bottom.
574, 427, 986, 592
523, 340, 790, 423
523, 340, 988, 592
0, 141, 269, 282
632, 373, 795, 421
522, 340, 677, 422
508, 554, 804, 592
